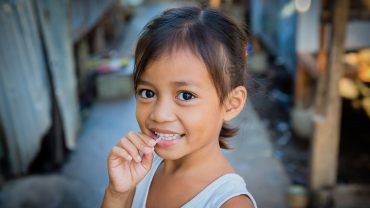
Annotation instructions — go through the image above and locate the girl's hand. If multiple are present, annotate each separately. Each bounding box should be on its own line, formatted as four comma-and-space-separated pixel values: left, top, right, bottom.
107, 132, 157, 194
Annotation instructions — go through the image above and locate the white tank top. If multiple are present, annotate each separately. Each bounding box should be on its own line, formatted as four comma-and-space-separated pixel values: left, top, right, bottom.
132, 154, 257, 208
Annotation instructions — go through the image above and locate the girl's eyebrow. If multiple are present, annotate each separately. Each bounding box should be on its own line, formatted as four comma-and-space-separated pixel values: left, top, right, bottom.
171, 81, 201, 87
137, 79, 153, 86
138, 79, 200, 87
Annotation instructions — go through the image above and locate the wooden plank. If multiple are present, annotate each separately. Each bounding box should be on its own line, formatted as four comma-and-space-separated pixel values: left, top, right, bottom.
314, 24, 330, 115
295, 55, 308, 105
310, 0, 349, 190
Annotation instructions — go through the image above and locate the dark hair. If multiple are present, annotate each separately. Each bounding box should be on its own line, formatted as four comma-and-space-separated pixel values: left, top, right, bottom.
133, 6, 248, 149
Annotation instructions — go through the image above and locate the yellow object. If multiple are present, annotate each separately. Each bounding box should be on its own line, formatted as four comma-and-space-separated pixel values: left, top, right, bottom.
344, 53, 359, 66
358, 65, 370, 82
344, 49, 370, 82
358, 49, 370, 65
339, 78, 359, 99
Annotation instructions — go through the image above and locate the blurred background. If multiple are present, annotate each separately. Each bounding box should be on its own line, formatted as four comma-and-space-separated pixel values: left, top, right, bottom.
0, 0, 369, 207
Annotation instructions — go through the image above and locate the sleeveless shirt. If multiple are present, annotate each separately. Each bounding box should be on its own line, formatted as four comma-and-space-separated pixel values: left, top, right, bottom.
131, 154, 257, 208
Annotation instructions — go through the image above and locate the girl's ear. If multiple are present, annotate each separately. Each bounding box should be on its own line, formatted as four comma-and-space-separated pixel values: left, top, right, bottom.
223, 86, 247, 121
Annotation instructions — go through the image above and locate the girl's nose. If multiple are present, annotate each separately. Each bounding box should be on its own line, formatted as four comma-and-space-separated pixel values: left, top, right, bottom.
149, 99, 176, 123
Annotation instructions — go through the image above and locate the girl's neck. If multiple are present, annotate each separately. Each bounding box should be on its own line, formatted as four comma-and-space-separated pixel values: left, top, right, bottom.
161, 141, 233, 176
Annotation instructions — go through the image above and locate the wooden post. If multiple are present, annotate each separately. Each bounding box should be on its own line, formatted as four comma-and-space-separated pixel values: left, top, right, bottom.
295, 53, 319, 107
310, 0, 349, 190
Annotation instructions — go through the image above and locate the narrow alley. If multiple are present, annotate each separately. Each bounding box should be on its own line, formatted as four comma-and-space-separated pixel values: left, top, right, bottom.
1, 1, 370, 208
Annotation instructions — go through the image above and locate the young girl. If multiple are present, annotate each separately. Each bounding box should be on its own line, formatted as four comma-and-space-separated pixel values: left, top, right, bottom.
102, 6, 257, 208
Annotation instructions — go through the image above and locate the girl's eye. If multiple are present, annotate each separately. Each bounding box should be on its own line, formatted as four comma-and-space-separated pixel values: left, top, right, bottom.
177, 92, 195, 101
138, 89, 155, 98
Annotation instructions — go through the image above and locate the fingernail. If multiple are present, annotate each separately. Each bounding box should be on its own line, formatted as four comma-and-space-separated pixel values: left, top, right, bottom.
148, 139, 156, 146
143, 147, 154, 154
127, 155, 132, 161
136, 156, 142, 162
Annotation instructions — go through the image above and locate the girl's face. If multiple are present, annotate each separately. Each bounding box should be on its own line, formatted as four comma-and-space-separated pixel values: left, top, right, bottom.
135, 49, 227, 159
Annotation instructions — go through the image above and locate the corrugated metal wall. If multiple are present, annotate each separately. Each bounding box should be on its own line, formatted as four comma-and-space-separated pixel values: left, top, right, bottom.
0, 0, 80, 175
0, 0, 51, 174
35, 0, 80, 150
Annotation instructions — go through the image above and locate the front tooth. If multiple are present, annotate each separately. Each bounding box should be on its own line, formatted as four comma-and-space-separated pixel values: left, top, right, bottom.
156, 133, 179, 140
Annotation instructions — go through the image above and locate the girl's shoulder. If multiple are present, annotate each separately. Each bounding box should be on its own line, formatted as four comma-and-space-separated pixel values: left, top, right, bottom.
183, 173, 257, 208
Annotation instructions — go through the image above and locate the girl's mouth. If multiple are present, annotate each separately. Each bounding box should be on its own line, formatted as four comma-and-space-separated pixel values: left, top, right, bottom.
152, 131, 185, 148
154, 132, 182, 140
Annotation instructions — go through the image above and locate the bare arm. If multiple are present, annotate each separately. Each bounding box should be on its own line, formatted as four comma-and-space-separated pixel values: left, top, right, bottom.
101, 187, 135, 208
